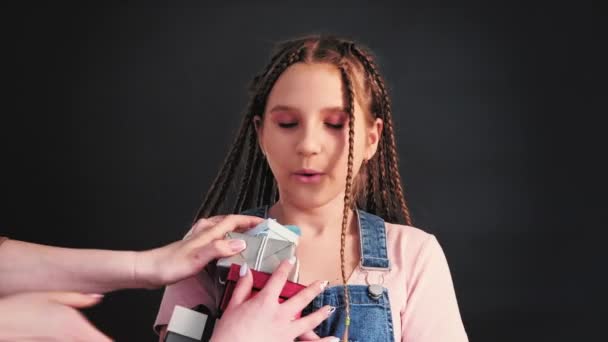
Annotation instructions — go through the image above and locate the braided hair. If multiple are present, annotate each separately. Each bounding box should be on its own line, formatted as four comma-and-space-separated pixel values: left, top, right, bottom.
195, 35, 412, 339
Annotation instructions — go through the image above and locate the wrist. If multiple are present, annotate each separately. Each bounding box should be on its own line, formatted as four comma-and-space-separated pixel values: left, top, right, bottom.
133, 250, 160, 289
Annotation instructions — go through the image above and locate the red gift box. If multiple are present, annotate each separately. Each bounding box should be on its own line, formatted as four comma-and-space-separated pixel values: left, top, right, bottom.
219, 263, 307, 318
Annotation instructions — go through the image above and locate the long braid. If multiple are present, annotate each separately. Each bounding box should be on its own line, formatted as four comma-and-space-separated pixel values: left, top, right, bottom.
199, 46, 304, 218
195, 37, 414, 342
378, 86, 412, 225
256, 160, 268, 206
242, 151, 264, 210
365, 160, 379, 214
350, 47, 397, 221
261, 166, 276, 206
361, 165, 370, 209
196, 118, 250, 219
241, 46, 304, 209
376, 76, 411, 224
234, 129, 259, 212
244, 46, 304, 211
384, 115, 413, 225
339, 63, 355, 340
209, 132, 251, 216
377, 142, 391, 218
352, 46, 412, 225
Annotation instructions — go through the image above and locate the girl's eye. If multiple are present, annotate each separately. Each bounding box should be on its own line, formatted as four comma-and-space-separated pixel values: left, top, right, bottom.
278, 122, 298, 128
325, 122, 345, 129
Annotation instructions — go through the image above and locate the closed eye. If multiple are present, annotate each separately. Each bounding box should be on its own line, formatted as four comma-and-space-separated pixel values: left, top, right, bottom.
325, 122, 344, 129
278, 122, 298, 128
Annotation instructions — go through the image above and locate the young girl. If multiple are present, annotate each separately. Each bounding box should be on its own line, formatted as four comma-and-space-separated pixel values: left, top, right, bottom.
155, 35, 468, 341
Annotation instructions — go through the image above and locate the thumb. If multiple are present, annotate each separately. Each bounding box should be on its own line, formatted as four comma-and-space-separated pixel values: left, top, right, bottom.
44, 291, 104, 309
193, 239, 247, 267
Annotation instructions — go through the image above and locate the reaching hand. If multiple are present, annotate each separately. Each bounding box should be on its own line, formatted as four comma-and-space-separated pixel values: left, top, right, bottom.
210, 259, 339, 342
136, 214, 263, 288
0, 291, 111, 342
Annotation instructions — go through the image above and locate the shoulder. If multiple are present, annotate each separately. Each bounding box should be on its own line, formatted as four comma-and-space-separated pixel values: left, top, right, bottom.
385, 222, 436, 249
357, 210, 439, 259
384, 221, 445, 270
385, 221, 433, 243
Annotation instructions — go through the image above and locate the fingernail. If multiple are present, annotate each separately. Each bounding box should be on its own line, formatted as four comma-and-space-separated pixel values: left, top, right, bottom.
87, 294, 104, 299
329, 338, 340, 342
229, 239, 247, 252
320, 280, 329, 291
288, 256, 296, 265
327, 306, 336, 316
239, 262, 249, 277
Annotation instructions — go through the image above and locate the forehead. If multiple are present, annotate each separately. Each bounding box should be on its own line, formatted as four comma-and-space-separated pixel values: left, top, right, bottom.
265, 62, 345, 112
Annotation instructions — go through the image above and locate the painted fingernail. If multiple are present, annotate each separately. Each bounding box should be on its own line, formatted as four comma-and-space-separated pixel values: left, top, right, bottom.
320, 280, 329, 291
229, 239, 247, 252
288, 256, 296, 265
327, 306, 336, 316
87, 294, 104, 299
239, 262, 249, 277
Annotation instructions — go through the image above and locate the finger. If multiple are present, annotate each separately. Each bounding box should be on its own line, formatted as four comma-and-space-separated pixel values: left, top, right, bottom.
44, 292, 104, 309
206, 215, 227, 224
192, 238, 247, 267
281, 280, 328, 316
225, 263, 253, 310
259, 258, 295, 299
190, 216, 225, 235
72, 311, 114, 342
205, 215, 264, 239
297, 330, 321, 340
290, 305, 335, 338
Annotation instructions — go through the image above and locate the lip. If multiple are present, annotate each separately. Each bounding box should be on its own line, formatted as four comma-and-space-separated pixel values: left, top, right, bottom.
292, 169, 325, 184
293, 168, 324, 176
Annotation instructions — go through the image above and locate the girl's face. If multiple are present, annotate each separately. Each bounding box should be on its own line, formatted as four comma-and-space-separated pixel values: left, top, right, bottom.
255, 62, 382, 209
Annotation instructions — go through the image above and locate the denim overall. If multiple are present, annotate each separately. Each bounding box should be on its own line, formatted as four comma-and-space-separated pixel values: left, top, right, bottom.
241, 206, 395, 342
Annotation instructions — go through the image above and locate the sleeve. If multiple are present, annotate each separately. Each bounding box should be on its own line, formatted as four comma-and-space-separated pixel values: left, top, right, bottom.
153, 226, 223, 334
401, 235, 468, 342
0, 236, 8, 248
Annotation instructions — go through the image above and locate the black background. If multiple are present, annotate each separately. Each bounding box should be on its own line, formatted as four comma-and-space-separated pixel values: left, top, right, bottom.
1, 1, 605, 341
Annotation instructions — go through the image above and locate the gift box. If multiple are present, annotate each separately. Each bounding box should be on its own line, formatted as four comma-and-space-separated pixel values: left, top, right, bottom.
218, 263, 306, 318
216, 231, 299, 283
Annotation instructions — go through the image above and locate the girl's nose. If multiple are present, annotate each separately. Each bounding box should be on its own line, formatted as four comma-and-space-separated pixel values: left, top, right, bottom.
295, 127, 322, 157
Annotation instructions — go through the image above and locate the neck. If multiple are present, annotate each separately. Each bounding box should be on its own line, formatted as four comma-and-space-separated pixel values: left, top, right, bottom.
269, 194, 357, 237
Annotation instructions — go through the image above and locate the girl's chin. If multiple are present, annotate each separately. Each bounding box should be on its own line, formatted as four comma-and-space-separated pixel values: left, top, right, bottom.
277, 189, 344, 208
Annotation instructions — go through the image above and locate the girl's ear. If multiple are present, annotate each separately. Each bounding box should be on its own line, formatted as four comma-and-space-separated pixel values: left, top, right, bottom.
366, 117, 383, 160
253, 115, 265, 156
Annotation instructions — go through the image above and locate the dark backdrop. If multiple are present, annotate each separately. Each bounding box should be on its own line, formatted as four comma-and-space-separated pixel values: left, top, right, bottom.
1, 1, 604, 341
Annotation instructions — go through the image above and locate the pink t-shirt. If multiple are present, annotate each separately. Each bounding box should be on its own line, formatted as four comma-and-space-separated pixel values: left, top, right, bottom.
154, 219, 469, 341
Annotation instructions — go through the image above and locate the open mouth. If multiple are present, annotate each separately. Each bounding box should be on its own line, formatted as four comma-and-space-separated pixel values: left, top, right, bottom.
293, 170, 324, 183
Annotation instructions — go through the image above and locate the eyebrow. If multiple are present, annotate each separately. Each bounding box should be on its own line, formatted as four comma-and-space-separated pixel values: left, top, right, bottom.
268, 105, 346, 114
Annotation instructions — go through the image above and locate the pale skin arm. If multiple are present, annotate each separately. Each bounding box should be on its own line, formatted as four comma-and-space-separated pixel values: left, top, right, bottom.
0, 215, 262, 297
0, 215, 264, 341
0, 239, 146, 296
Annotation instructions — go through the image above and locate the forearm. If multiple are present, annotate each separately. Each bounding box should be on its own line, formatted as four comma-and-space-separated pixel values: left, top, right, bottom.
0, 239, 146, 296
